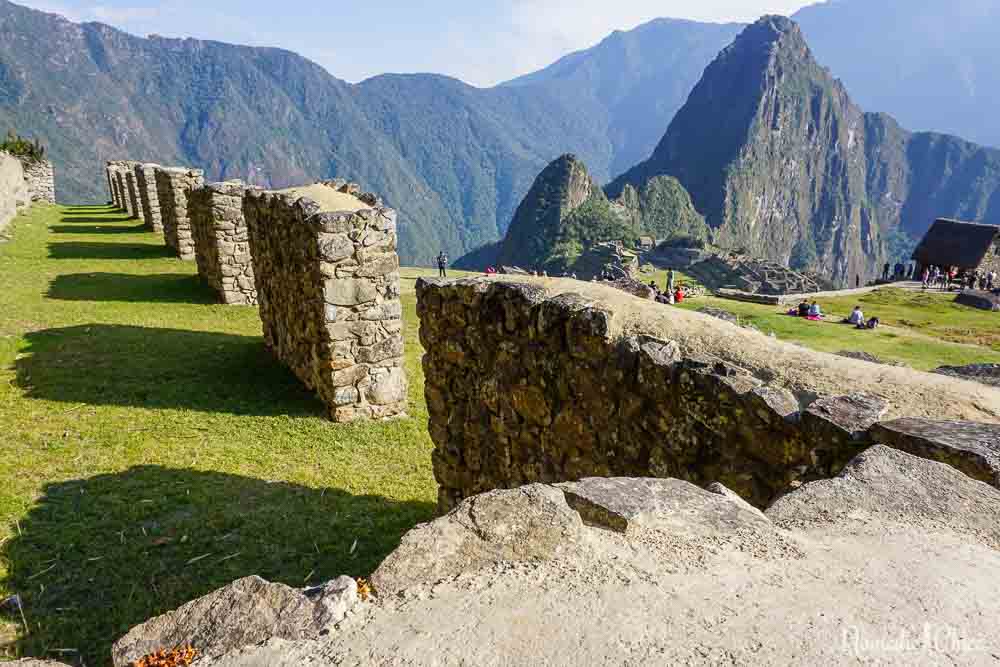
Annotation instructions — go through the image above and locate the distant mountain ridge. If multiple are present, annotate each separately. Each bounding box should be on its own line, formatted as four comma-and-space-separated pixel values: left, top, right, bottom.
3, 0, 1000, 266
0, 0, 737, 264
500, 16, 1000, 285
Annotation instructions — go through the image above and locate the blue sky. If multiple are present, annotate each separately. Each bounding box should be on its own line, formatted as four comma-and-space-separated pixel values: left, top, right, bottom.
21, 0, 815, 86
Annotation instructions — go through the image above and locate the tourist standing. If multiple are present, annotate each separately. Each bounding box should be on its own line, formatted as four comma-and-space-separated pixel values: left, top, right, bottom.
667, 269, 675, 295
437, 251, 448, 278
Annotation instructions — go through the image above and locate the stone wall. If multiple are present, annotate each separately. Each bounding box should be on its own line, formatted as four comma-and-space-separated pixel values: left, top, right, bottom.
417, 277, 1000, 510
106, 164, 118, 207
981, 238, 1000, 275
0, 151, 29, 232
110, 163, 133, 217
243, 182, 406, 422
155, 166, 204, 260
124, 166, 141, 220
18, 158, 55, 203
133, 163, 162, 233
190, 180, 256, 305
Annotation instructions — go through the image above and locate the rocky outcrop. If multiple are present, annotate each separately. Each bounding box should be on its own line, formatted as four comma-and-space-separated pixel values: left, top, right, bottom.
155, 166, 205, 259
416, 277, 1000, 510
190, 181, 256, 305
934, 363, 1000, 388
955, 290, 1000, 312
870, 418, 1000, 489
243, 182, 406, 422
111, 575, 358, 667
490, 155, 706, 275
140, 447, 1000, 666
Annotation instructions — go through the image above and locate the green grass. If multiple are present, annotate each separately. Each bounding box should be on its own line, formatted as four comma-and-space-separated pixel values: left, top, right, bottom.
1, 205, 998, 664
0, 205, 443, 665
678, 292, 1000, 370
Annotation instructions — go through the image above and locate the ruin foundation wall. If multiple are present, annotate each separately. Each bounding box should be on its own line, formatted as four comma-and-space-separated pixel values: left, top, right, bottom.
417, 277, 1000, 510
18, 158, 55, 204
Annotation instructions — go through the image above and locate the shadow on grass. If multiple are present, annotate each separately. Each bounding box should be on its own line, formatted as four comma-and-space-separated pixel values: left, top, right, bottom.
1, 466, 435, 665
15, 324, 324, 416
47, 274, 214, 304
60, 205, 119, 214
51, 223, 148, 233
48, 242, 172, 261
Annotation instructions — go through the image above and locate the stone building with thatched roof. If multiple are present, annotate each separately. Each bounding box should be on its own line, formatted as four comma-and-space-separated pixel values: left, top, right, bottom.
912, 218, 1000, 275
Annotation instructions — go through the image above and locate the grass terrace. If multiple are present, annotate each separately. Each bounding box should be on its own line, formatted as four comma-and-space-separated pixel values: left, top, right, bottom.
678, 291, 1000, 370
0, 204, 997, 663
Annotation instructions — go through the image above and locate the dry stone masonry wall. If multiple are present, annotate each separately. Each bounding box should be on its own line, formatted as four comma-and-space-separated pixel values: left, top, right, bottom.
124, 164, 141, 219
106, 163, 118, 207
155, 166, 205, 259
113, 166, 132, 217
133, 163, 162, 232
417, 278, 1000, 510
243, 182, 406, 422
18, 158, 55, 203
190, 180, 257, 305
0, 151, 30, 232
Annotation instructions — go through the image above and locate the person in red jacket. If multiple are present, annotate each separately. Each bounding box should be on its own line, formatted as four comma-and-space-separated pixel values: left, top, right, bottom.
674, 286, 685, 303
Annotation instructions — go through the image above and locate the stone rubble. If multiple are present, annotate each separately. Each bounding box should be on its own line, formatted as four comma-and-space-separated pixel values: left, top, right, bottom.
121, 447, 1000, 666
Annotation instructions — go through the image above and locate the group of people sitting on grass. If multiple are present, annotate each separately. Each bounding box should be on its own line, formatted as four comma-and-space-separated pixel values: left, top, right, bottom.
648, 280, 688, 305
789, 300, 879, 329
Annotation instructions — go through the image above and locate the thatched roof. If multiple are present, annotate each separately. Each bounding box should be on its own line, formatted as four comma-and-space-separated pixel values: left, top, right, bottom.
912, 218, 999, 268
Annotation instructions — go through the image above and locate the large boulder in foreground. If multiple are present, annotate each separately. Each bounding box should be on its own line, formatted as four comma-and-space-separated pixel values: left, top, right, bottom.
132, 449, 1000, 666
870, 418, 1000, 489
111, 575, 357, 666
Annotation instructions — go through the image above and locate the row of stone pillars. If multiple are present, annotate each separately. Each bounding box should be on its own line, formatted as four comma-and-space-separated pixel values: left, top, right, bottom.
104, 161, 406, 423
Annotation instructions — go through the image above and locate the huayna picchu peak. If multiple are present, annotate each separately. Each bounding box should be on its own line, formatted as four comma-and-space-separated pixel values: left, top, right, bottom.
603, 15, 1000, 285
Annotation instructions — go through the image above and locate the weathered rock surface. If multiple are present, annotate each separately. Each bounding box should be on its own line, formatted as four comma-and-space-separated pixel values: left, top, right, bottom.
111, 575, 358, 667
955, 290, 1000, 312
934, 363, 1000, 388
870, 418, 1000, 489
9, 660, 72, 667
417, 277, 1000, 510
176, 451, 1000, 666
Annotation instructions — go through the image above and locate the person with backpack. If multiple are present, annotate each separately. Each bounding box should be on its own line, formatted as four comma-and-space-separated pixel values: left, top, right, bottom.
437, 251, 448, 278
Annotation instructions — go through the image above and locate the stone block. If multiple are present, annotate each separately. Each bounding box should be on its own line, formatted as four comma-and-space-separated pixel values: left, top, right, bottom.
870, 418, 1000, 488
155, 166, 205, 260
189, 181, 256, 305
244, 182, 406, 423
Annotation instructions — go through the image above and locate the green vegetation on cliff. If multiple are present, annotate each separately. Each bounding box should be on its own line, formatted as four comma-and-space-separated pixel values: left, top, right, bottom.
609, 16, 1000, 286
491, 155, 706, 273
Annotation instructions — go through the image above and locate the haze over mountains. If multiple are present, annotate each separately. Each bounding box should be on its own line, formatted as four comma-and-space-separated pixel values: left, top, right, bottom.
0, 0, 998, 267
